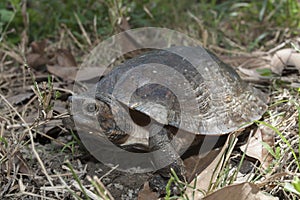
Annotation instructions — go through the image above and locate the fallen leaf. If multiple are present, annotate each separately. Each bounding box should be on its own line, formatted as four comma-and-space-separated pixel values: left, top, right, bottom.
138, 182, 160, 200
55, 49, 77, 67
53, 100, 68, 114
185, 134, 236, 199
76, 67, 106, 81
203, 182, 278, 200
270, 48, 300, 74
30, 40, 47, 54
26, 53, 49, 69
27, 40, 49, 70
238, 66, 263, 78
6, 92, 34, 105
183, 135, 228, 182
2, 151, 33, 177
46, 65, 77, 81
240, 125, 275, 169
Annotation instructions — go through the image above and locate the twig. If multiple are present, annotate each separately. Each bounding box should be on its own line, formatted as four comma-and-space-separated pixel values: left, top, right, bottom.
16, 191, 57, 200
100, 165, 119, 181
0, 93, 59, 198
61, 24, 85, 50
74, 13, 92, 46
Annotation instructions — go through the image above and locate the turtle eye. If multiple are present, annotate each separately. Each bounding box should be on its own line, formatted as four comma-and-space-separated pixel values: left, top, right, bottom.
85, 102, 98, 113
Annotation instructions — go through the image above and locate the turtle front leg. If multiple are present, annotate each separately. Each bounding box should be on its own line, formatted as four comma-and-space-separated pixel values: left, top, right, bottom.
148, 124, 186, 196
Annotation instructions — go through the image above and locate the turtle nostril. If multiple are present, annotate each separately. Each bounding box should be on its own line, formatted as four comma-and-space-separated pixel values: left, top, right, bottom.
129, 109, 151, 127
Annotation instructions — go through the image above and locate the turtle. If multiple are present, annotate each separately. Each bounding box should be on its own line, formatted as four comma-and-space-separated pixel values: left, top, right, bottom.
69, 46, 268, 195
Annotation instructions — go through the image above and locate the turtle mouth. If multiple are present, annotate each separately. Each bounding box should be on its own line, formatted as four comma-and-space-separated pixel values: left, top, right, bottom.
72, 114, 102, 135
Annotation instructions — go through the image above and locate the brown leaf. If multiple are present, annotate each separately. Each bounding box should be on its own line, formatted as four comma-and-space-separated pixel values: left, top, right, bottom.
2, 151, 33, 176
76, 67, 106, 81
118, 16, 131, 31
138, 182, 160, 200
270, 48, 300, 74
26, 40, 49, 69
6, 92, 34, 105
238, 66, 263, 79
203, 182, 278, 200
184, 144, 223, 183
55, 49, 77, 67
53, 100, 68, 114
15, 152, 33, 175
26, 53, 48, 69
30, 40, 47, 54
240, 125, 275, 169
46, 65, 77, 81
185, 134, 236, 199
116, 17, 143, 53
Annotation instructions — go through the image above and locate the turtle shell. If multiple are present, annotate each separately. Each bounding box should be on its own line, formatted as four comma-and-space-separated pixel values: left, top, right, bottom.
95, 46, 267, 135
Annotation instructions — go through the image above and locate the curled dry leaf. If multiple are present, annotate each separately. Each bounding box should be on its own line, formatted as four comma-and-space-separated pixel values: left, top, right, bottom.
203, 182, 278, 200
240, 125, 275, 169
270, 48, 300, 74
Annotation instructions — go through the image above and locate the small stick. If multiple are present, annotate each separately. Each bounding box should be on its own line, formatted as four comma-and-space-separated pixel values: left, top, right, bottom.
0, 93, 59, 198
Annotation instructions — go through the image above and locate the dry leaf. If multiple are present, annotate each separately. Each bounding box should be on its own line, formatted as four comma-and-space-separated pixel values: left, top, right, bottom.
55, 49, 77, 67
238, 66, 263, 79
240, 126, 274, 169
116, 17, 143, 53
185, 134, 236, 199
270, 48, 300, 74
53, 100, 68, 114
203, 182, 278, 200
27, 40, 49, 70
2, 151, 33, 176
184, 142, 224, 182
138, 182, 160, 200
118, 16, 131, 31
76, 67, 106, 81
6, 92, 34, 105
46, 65, 77, 81
27, 53, 49, 69
30, 40, 47, 54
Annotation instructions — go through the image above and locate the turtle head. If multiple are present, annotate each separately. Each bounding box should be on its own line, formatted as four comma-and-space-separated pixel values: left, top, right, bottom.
69, 93, 129, 144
